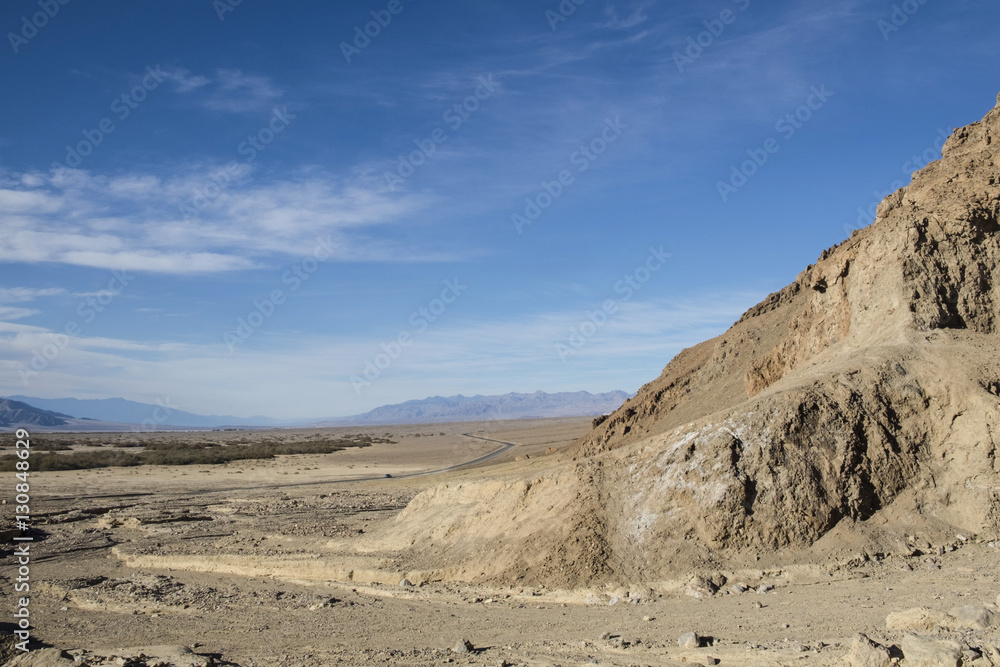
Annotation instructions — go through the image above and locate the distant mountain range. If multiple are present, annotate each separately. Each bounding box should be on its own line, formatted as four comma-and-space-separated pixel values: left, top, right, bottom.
2, 390, 630, 430
5, 395, 281, 428
0, 398, 73, 428
316, 391, 632, 426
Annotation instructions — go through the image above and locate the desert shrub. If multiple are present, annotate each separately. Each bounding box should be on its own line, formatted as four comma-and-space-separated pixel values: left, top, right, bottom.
32, 442, 73, 451
0, 436, 372, 472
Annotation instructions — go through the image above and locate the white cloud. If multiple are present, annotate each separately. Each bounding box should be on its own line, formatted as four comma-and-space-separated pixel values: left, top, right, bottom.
0, 188, 64, 214
0, 287, 66, 321
159, 66, 281, 112
204, 68, 283, 112
0, 287, 66, 303
161, 67, 211, 93
0, 307, 39, 320
0, 166, 433, 274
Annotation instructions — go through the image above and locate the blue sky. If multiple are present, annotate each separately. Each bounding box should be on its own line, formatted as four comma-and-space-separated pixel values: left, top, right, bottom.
0, 0, 997, 419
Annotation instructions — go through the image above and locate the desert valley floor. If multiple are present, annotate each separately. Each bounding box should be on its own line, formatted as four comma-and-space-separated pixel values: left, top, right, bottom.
2, 418, 999, 666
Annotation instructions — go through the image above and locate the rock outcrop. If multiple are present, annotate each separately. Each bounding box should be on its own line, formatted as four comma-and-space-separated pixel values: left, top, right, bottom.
360, 92, 1000, 587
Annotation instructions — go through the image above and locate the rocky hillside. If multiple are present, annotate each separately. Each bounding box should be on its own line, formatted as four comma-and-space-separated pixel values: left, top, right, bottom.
356, 92, 1000, 588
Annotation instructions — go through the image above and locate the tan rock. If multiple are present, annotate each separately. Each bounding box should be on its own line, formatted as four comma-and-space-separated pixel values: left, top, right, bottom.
886, 607, 950, 632
2, 649, 75, 666
846, 633, 892, 667
104, 646, 211, 667
900, 634, 962, 667
684, 576, 717, 599
947, 605, 1000, 630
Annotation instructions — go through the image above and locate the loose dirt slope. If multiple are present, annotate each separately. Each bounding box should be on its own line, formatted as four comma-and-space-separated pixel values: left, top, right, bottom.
362, 93, 1000, 588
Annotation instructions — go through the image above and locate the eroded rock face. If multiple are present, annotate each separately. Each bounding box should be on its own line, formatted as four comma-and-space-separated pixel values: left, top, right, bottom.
363, 93, 1000, 587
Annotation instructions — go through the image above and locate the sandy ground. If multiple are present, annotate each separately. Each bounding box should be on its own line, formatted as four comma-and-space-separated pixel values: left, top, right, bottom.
2, 418, 999, 666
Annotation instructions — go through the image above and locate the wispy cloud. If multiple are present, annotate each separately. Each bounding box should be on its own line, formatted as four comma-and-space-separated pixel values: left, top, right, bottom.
160, 67, 211, 93
0, 287, 66, 321
203, 68, 283, 112
161, 66, 282, 112
0, 166, 434, 274
602, 2, 651, 30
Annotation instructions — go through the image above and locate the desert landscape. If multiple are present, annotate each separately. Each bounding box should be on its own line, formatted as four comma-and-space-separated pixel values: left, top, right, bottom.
4, 93, 1000, 666
1, 418, 999, 666
3, 3, 1000, 666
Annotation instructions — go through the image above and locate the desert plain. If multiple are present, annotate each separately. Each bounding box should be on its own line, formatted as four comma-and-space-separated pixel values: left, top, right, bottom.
1, 417, 998, 667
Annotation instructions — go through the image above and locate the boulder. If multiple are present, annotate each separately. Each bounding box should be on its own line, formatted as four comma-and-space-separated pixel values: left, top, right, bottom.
846, 634, 892, 667
947, 605, 1000, 630
684, 576, 717, 599
900, 634, 962, 667
886, 607, 950, 632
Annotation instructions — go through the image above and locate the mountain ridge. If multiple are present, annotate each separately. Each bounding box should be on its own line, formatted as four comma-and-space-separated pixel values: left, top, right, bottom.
5, 390, 631, 429
6, 395, 280, 428
0, 398, 73, 428
314, 390, 631, 426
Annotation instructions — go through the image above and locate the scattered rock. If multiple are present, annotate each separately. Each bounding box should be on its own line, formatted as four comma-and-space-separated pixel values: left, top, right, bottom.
757, 584, 774, 594
845, 634, 892, 667
678, 631, 700, 649
704, 658, 720, 665
105, 646, 212, 667
399, 578, 413, 587
730, 583, 748, 593
900, 634, 962, 667
886, 607, 951, 632
452, 639, 474, 654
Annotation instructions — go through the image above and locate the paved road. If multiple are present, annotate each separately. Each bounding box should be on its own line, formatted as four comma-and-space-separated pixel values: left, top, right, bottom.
39, 432, 518, 502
